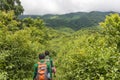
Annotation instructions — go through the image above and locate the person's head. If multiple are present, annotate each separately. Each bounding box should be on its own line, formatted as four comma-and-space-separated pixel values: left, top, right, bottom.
45, 50, 50, 56
39, 53, 45, 59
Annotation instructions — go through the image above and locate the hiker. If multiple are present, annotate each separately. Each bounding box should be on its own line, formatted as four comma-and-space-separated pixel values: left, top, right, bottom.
44, 51, 56, 77
33, 53, 52, 80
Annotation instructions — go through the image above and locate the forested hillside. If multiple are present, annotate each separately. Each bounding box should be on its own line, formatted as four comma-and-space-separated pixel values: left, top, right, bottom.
0, 0, 120, 80
19, 11, 117, 30
0, 11, 120, 80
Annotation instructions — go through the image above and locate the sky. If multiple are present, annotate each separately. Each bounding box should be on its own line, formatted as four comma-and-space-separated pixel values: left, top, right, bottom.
20, 0, 120, 15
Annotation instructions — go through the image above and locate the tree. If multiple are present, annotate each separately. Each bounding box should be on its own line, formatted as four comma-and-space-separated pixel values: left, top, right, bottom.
100, 13, 120, 52
0, 0, 24, 16
100, 13, 120, 36
0, 11, 47, 79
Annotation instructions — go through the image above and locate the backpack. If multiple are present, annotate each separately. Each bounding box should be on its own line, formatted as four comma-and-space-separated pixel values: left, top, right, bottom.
36, 61, 48, 80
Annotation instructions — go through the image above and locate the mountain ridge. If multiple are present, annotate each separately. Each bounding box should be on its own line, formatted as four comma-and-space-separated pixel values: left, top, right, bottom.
19, 11, 119, 30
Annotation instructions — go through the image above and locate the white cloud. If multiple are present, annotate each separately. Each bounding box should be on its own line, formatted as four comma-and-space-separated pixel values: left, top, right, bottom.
20, 0, 120, 15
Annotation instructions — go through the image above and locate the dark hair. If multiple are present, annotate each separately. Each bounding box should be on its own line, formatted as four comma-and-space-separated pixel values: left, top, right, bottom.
39, 53, 45, 59
45, 50, 50, 56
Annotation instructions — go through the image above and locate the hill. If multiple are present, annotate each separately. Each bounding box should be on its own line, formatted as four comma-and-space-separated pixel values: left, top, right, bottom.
1, 11, 120, 80
19, 11, 117, 30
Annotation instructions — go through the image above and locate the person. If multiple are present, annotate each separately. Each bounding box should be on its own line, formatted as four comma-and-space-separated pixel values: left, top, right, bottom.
44, 51, 56, 77
33, 53, 52, 80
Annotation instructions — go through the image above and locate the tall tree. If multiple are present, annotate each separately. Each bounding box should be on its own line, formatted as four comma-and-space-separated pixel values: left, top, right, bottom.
0, 0, 24, 16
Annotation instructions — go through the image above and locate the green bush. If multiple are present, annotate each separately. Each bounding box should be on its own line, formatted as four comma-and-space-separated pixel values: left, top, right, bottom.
55, 14, 120, 80
0, 11, 47, 79
0, 11, 120, 80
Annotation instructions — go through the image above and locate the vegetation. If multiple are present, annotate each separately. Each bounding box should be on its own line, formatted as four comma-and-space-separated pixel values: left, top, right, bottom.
55, 14, 120, 80
0, 1, 120, 79
19, 11, 117, 30
0, 11, 47, 79
0, 10, 120, 80
0, 0, 24, 16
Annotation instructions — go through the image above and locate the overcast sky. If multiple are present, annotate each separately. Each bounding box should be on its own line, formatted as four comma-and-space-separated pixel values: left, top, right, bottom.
20, 0, 120, 15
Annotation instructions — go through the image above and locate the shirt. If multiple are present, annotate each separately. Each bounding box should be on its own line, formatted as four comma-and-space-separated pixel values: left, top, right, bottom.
45, 56, 54, 67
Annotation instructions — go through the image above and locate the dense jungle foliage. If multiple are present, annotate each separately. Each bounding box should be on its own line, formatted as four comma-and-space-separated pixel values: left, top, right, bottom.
0, 10, 120, 80
0, 0, 120, 79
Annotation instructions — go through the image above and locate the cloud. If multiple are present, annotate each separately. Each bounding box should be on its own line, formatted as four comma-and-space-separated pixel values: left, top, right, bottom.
20, 0, 120, 15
